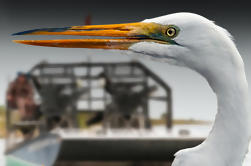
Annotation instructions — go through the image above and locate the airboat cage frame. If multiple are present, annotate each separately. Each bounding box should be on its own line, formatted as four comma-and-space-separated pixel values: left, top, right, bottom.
28, 61, 173, 129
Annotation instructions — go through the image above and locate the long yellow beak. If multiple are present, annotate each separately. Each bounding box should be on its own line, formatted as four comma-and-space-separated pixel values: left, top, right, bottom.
13, 22, 167, 50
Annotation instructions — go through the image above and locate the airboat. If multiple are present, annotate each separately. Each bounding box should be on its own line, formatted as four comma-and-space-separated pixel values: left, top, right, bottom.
5, 61, 205, 166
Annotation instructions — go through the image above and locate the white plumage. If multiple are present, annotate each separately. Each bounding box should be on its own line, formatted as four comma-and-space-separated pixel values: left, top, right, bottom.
129, 13, 251, 166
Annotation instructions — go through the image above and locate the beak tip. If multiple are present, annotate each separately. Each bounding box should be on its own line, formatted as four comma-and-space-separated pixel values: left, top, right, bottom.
12, 27, 72, 36
12, 32, 21, 36
12, 30, 33, 36
13, 40, 25, 44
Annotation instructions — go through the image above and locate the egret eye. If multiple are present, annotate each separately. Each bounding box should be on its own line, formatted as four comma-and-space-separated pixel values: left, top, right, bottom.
166, 27, 176, 37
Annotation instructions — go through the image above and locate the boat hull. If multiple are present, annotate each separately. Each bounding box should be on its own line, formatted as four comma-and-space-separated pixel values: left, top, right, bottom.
57, 138, 204, 161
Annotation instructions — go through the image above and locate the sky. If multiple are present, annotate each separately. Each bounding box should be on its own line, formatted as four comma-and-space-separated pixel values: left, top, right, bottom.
0, 0, 251, 120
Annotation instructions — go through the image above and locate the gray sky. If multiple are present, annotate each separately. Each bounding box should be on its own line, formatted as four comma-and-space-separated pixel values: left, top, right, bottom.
0, 0, 250, 120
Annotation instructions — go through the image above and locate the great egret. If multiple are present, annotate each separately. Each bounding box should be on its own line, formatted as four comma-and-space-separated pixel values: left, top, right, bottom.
13, 12, 251, 166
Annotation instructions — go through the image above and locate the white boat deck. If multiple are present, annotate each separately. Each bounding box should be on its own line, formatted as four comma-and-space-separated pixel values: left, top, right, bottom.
54, 125, 211, 140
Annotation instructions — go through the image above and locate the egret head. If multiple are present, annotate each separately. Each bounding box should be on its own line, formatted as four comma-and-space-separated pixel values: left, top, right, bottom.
129, 13, 241, 77
13, 13, 242, 78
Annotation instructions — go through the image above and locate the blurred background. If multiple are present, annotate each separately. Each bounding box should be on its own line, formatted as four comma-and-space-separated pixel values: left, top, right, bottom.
0, 0, 251, 120
0, 0, 251, 166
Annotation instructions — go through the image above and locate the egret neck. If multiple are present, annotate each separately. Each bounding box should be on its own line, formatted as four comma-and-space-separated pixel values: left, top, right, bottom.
200, 59, 250, 165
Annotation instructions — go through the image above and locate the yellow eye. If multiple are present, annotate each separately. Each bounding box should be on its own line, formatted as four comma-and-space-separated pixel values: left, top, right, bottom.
166, 27, 176, 37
